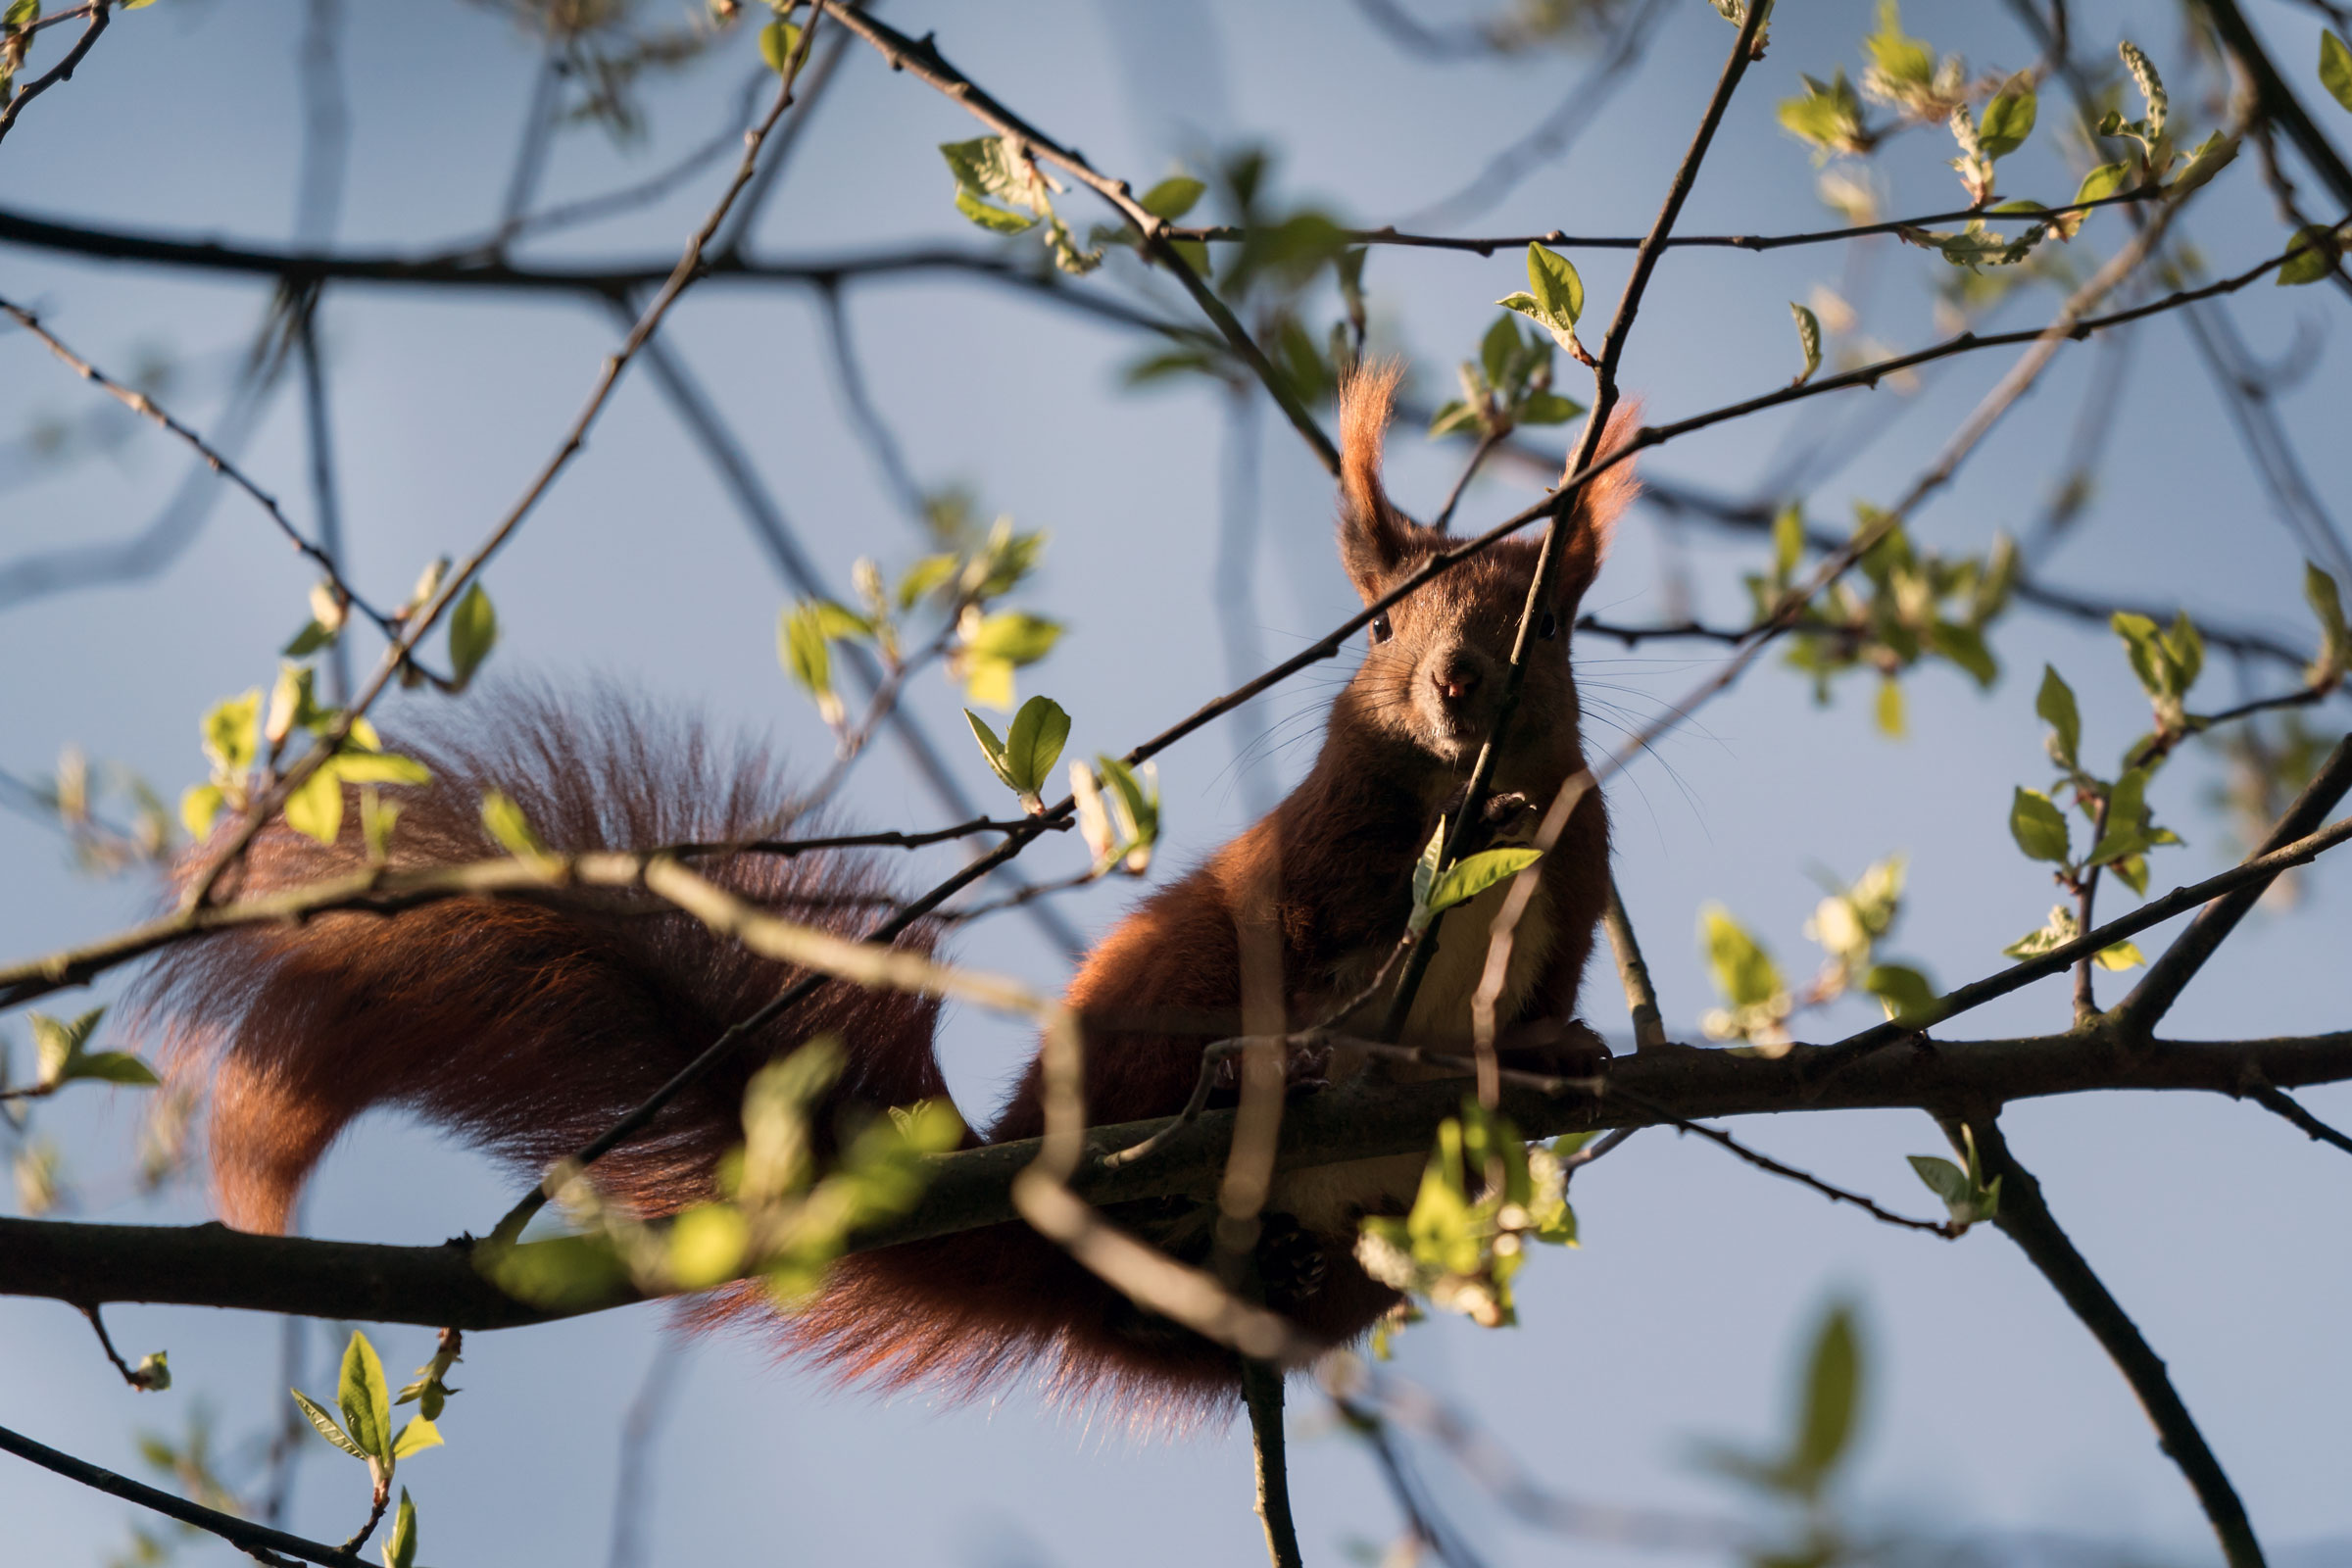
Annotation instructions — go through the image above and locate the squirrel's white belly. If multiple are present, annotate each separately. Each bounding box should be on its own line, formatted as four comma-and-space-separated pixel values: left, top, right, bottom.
1274, 877, 1556, 1234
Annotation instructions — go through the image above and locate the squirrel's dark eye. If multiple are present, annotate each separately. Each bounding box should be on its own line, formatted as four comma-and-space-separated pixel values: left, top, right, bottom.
1537, 610, 1558, 640
1369, 612, 1394, 645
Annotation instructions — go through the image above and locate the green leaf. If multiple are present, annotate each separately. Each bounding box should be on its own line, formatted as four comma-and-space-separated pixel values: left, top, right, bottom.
2278, 223, 2342, 286
1426, 847, 1544, 919
2035, 665, 2082, 770
383, 1489, 417, 1568
1524, 243, 1583, 327
1907, 1154, 1970, 1208
2088, 767, 2152, 866
283, 764, 345, 847
1517, 391, 1583, 425
1977, 72, 2037, 160
1701, 906, 1784, 1010
2009, 788, 2072, 865
179, 782, 225, 839
1788, 302, 1821, 386
30, 1008, 105, 1088
68, 1052, 162, 1088
331, 752, 430, 787
1874, 677, 1905, 739
963, 710, 1019, 797
2169, 129, 2238, 196
447, 582, 499, 689
389, 1415, 442, 1461
779, 605, 836, 716
1772, 505, 1804, 583
955, 187, 1037, 234
2, 0, 39, 26
2075, 161, 2132, 206
133, 1350, 170, 1391
2002, 904, 2079, 960
338, 1331, 394, 1463
1862, 963, 1940, 1026
291, 1389, 368, 1459
1479, 314, 1520, 391
1138, 175, 1205, 220
200, 690, 263, 776
2324, 31, 2352, 114
1792, 1304, 1860, 1491
1929, 621, 1997, 687
758, 18, 800, 75
1428, 399, 1482, 437
2092, 940, 2145, 971
1002, 695, 1070, 798
893, 553, 958, 611
1780, 70, 1868, 155
1410, 821, 1445, 925
965, 611, 1062, 665
283, 618, 337, 658
479, 790, 550, 859
2306, 562, 2349, 687
667, 1203, 750, 1289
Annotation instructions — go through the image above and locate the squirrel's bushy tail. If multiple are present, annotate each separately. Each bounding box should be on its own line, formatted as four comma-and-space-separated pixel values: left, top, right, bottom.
134, 683, 948, 1234
139, 684, 1286, 1419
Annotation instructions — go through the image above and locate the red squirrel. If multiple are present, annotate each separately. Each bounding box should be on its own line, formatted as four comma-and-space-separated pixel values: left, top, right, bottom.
137, 366, 1638, 1415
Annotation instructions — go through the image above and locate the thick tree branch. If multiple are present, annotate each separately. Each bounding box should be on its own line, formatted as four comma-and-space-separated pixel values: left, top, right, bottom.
9, 1026, 2352, 1329
1953, 1114, 2264, 1567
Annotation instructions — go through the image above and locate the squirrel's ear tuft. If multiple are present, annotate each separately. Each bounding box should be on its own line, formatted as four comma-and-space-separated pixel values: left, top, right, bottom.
1336, 360, 1415, 600
1553, 397, 1643, 605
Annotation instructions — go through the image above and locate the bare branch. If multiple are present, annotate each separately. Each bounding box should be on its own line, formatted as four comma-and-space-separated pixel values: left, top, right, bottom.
175, 18, 832, 911
1601, 875, 1668, 1051
1242, 1359, 1302, 1568
1952, 1114, 2264, 1567
810, 0, 1343, 474
0, 1418, 358, 1568
2120, 735, 2352, 1033
2242, 1080, 2352, 1158
0, 0, 109, 148
14, 1026, 2352, 1328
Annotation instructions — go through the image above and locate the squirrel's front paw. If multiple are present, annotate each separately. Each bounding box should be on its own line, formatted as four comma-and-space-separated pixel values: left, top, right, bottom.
1208, 1041, 1332, 1106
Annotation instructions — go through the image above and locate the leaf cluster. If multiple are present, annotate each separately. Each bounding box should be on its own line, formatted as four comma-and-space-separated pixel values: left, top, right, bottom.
1354, 1100, 1578, 1336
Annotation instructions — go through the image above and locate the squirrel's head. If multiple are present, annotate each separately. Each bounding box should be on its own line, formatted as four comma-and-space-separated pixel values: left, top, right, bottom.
1330, 362, 1640, 786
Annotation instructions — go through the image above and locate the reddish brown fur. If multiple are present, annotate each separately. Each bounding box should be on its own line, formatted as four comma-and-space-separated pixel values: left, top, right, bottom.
137, 371, 1639, 1421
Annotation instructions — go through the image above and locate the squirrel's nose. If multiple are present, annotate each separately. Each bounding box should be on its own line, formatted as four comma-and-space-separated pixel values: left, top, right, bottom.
1430, 659, 1483, 706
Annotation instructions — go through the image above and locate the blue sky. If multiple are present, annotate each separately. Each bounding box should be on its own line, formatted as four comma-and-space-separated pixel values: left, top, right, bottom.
2, 1, 2349, 1563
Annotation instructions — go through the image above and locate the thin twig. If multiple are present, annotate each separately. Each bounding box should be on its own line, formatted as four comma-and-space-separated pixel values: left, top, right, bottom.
1810, 811, 2352, 1077
0, 1418, 360, 1568
78, 1303, 162, 1389
1640, 1097, 1958, 1238
1430, 427, 1502, 532
1243, 1359, 1302, 1568
1601, 875, 1666, 1051
0, 0, 109, 147
2243, 1079, 2352, 1158
1953, 1114, 2264, 1566
0, 293, 403, 643
1185, 187, 2168, 258
173, 14, 832, 913
812, 0, 1342, 474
